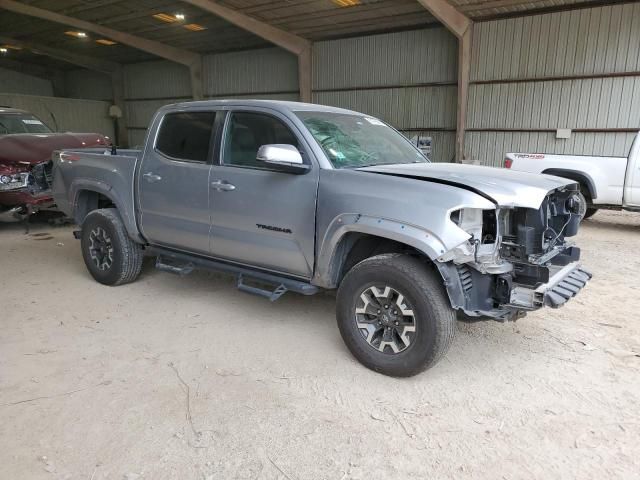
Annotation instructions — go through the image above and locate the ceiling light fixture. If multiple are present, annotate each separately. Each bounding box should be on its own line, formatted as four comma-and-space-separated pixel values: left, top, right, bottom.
65, 31, 88, 38
332, 0, 361, 6
96, 39, 117, 46
174, 13, 185, 21
183, 23, 206, 31
153, 13, 178, 23
0, 48, 8, 54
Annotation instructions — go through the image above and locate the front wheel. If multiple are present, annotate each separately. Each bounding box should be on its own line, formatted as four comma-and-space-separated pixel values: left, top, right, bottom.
583, 207, 598, 219
81, 208, 144, 286
336, 254, 456, 377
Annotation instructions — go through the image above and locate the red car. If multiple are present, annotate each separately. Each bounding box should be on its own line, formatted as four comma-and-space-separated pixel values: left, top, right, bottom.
0, 107, 109, 222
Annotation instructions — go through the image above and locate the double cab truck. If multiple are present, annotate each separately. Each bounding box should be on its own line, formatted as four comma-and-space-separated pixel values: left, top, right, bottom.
504, 131, 640, 218
52, 100, 591, 377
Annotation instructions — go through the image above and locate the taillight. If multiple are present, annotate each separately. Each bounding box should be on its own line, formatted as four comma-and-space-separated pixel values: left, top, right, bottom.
504, 157, 513, 169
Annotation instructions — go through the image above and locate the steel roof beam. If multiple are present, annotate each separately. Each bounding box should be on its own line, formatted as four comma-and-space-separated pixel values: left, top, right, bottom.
417, 0, 472, 163
0, 0, 204, 99
0, 36, 120, 74
181, 0, 312, 102
416, 0, 471, 39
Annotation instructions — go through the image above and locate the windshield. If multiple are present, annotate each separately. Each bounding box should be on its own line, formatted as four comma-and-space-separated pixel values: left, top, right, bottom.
295, 111, 428, 168
0, 113, 52, 135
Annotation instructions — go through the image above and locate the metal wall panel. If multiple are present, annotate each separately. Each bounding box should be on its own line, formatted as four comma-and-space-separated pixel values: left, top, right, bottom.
124, 60, 192, 100
313, 27, 457, 89
468, 77, 640, 130
127, 129, 147, 149
64, 70, 112, 101
0, 93, 114, 138
203, 48, 298, 97
471, 3, 640, 81
313, 27, 458, 162
465, 131, 637, 167
0, 67, 53, 96
467, 3, 640, 164
313, 85, 457, 130
402, 130, 456, 163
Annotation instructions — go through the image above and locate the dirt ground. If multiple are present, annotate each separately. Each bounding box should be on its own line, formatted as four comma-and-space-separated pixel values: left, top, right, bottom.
1, 210, 639, 480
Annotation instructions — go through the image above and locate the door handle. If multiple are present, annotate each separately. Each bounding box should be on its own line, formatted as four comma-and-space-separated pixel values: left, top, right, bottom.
143, 172, 162, 183
210, 180, 236, 192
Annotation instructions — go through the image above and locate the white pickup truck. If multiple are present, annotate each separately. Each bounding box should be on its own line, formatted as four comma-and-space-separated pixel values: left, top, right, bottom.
504, 132, 640, 218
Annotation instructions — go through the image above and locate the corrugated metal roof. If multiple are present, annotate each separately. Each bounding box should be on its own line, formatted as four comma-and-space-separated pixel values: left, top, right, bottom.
0, 0, 620, 71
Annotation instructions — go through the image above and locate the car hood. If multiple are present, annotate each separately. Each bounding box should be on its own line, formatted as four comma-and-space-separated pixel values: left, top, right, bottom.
0, 133, 108, 172
358, 163, 575, 209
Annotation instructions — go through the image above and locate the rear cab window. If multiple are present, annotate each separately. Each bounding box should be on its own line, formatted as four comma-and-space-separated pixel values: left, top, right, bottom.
155, 111, 217, 162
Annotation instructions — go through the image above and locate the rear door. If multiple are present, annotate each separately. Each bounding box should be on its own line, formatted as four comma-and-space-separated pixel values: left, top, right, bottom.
623, 132, 640, 207
138, 110, 220, 254
208, 109, 319, 278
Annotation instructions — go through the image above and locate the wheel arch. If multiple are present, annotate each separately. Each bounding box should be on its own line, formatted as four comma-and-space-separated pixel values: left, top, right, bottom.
313, 214, 448, 289
541, 168, 597, 201
72, 181, 144, 243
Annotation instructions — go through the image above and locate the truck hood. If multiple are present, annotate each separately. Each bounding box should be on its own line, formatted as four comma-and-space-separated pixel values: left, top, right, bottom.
358, 163, 576, 209
0, 133, 108, 172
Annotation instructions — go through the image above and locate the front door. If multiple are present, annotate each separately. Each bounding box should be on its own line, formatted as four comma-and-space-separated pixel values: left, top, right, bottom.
138, 110, 219, 254
208, 110, 318, 278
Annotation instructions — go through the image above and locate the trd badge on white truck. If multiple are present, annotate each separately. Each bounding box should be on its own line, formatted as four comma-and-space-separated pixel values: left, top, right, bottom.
504, 131, 640, 218
52, 100, 592, 377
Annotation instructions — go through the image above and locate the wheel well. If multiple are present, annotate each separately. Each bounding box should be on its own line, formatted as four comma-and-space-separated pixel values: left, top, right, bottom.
332, 233, 430, 285
75, 190, 116, 224
541, 169, 596, 202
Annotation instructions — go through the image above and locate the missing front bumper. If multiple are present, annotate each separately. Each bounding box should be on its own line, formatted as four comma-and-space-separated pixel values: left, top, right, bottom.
509, 262, 592, 310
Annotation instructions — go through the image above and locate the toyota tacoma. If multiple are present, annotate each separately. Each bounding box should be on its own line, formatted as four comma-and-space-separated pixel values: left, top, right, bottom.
51, 100, 591, 376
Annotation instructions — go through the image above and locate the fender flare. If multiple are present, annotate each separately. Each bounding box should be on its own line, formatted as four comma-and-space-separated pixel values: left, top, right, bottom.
70, 179, 144, 243
313, 213, 448, 288
541, 168, 597, 200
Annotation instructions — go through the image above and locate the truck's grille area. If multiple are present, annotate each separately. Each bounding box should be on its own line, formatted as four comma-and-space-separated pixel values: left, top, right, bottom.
457, 265, 473, 292
30, 161, 53, 190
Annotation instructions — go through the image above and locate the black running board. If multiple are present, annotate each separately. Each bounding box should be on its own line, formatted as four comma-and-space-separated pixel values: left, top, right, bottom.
148, 247, 319, 301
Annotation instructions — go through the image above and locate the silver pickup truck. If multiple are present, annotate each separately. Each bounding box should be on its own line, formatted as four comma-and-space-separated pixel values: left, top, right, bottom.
52, 100, 591, 376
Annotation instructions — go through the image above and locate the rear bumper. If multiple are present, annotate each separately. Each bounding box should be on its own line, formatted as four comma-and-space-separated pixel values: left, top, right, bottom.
509, 262, 592, 310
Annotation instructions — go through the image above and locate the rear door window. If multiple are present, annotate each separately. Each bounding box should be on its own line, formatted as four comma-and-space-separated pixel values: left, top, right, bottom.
155, 111, 216, 162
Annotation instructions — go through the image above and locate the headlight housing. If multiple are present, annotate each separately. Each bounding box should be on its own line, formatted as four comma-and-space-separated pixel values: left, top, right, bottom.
450, 208, 485, 241
0, 172, 30, 191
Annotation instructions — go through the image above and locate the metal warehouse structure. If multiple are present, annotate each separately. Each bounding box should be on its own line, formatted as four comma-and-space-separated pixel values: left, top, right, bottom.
0, 0, 638, 164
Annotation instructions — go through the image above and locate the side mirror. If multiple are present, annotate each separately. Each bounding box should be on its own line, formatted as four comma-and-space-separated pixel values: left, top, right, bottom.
256, 144, 309, 174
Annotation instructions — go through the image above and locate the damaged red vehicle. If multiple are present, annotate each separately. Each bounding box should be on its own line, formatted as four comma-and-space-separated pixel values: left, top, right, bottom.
0, 107, 109, 222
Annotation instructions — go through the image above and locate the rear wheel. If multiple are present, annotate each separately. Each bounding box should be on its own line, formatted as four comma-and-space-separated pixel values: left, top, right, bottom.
81, 208, 143, 286
583, 207, 598, 219
336, 254, 456, 377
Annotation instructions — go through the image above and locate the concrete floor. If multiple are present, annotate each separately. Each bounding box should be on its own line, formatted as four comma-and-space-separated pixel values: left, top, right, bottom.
1, 210, 639, 479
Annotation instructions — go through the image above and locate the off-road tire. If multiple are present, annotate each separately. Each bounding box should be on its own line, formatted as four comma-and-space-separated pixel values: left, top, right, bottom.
81, 208, 144, 286
336, 253, 456, 377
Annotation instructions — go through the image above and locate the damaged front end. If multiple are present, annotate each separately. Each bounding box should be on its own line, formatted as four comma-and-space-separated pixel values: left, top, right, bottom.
437, 184, 592, 321
0, 161, 55, 221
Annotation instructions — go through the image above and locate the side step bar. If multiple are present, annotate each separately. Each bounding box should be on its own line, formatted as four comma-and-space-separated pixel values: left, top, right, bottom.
149, 247, 319, 301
